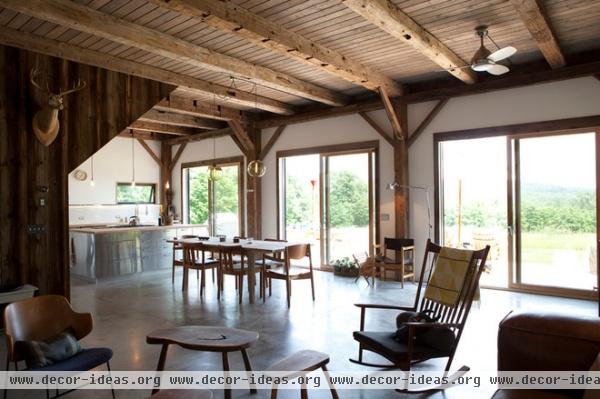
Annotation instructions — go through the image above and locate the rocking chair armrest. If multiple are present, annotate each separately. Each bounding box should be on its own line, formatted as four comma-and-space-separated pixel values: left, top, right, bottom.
404, 322, 462, 329
354, 303, 415, 311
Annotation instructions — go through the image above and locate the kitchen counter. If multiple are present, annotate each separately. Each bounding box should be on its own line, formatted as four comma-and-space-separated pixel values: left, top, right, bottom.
69, 224, 207, 234
69, 224, 208, 281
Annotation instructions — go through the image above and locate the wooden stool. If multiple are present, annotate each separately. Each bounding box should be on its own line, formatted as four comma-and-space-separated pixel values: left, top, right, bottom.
265, 350, 339, 399
151, 389, 212, 399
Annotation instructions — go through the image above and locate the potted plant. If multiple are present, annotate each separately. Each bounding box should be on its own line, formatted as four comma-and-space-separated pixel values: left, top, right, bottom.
331, 256, 359, 277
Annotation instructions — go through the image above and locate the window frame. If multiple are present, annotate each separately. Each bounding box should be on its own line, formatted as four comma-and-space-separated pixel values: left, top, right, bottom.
181, 156, 245, 236
115, 182, 156, 204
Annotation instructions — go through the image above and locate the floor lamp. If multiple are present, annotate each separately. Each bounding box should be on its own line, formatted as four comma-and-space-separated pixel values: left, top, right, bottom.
386, 182, 433, 241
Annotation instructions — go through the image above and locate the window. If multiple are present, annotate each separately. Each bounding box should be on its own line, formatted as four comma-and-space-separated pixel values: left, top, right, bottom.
182, 157, 243, 237
116, 183, 156, 204
277, 142, 378, 268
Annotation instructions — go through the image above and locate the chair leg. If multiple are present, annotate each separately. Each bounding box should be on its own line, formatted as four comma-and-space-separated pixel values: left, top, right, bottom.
200, 269, 205, 296
238, 275, 243, 304
196, 269, 199, 282
107, 361, 116, 399
171, 265, 175, 284
212, 267, 215, 283
310, 272, 315, 301
270, 383, 278, 399
400, 261, 405, 289
322, 365, 339, 399
286, 278, 291, 308
269, 277, 272, 297
300, 383, 308, 399
217, 271, 222, 301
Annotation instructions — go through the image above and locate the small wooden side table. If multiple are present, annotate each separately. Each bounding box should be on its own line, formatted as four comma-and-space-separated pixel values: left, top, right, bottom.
146, 326, 259, 399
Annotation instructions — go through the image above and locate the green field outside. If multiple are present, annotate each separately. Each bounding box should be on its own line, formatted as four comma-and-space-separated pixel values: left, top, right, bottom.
521, 232, 596, 264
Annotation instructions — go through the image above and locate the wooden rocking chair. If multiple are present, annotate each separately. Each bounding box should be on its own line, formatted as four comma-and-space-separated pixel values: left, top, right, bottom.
350, 240, 490, 379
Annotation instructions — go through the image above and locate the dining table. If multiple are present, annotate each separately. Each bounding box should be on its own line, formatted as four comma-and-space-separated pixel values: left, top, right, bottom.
167, 237, 303, 304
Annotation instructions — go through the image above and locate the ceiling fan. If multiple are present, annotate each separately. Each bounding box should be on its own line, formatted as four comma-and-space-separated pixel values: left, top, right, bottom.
446, 25, 517, 76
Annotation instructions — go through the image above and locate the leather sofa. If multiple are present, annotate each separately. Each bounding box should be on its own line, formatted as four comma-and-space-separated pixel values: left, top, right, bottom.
492, 311, 600, 399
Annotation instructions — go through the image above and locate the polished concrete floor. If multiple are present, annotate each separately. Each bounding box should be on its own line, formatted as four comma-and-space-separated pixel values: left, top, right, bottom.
3, 269, 596, 399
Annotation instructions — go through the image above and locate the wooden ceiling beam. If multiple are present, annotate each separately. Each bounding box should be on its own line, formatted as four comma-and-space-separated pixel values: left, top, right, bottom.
228, 119, 255, 156
148, 0, 402, 96
259, 125, 287, 160
2, 0, 348, 106
139, 109, 226, 130
407, 98, 448, 147
118, 130, 168, 141
379, 87, 404, 140
358, 112, 395, 146
169, 143, 188, 173
137, 138, 162, 166
129, 120, 207, 136
510, 0, 566, 69
165, 127, 233, 145
342, 0, 476, 84
155, 96, 248, 122
257, 58, 600, 128
0, 26, 293, 115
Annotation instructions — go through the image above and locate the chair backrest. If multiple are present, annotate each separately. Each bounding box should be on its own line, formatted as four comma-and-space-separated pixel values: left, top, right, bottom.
220, 245, 244, 272
286, 243, 310, 260
383, 237, 414, 252
182, 242, 204, 267
4, 295, 93, 362
412, 240, 489, 335
264, 238, 287, 242
182, 235, 199, 239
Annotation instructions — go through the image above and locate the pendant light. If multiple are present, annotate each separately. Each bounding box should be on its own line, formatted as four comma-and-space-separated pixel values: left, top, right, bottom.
89, 155, 95, 187
131, 130, 136, 187
208, 133, 222, 181
247, 83, 267, 178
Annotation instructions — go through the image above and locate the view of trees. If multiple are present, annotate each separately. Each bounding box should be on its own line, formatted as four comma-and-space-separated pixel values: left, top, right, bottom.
187, 166, 239, 225
444, 184, 596, 233
285, 171, 368, 228
116, 183, 155, 204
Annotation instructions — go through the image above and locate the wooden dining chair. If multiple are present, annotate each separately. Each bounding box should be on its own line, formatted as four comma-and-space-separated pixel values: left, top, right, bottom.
4, 295, 115, 399
262, 244, 315, 308
218, 245, 263, 304
375, 238, 415, 287
172, 235, 201, 284
182, 242, 219, 296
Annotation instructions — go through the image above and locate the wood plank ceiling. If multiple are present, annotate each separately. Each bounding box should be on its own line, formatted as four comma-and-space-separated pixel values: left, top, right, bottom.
0, 0, 599, 139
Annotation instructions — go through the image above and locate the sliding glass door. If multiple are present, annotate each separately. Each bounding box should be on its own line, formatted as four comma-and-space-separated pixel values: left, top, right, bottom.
513, 132, 597, 293
439, 136, 509, 288
183, 158, 243, 237
438, 130, 599, 298
278, 143, 377, 268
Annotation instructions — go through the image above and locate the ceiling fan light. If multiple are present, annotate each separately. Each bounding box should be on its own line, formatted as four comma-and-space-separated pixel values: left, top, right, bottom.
471, 60, 492, 72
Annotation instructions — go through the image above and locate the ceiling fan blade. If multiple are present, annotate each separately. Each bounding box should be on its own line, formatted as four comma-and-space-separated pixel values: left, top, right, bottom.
488, 46, 517, 62
487, 64, 510, 76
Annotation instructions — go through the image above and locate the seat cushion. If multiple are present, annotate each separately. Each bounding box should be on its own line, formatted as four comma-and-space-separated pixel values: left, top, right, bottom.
492, 389, 577, 399
29, 347, 113, 372
353, 331, 449, 363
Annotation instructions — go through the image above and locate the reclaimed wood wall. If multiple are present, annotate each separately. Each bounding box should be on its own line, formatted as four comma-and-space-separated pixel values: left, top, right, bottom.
0, 44, 174, 296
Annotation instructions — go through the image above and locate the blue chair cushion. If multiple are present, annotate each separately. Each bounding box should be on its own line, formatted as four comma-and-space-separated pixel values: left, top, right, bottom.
29, 347, 113, 371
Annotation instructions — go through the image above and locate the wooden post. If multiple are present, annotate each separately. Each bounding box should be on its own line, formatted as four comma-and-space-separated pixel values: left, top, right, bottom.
160, 141, 172, 222
393, 98, 409, 240
246, 126, 262, 239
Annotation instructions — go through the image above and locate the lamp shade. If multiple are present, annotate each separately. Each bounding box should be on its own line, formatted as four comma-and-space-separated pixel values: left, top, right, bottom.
247, 160, 266, 178
208, 165, 223, 181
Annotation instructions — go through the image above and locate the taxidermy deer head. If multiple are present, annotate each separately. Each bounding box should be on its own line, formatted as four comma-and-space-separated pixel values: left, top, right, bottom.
30, 68, 86, 146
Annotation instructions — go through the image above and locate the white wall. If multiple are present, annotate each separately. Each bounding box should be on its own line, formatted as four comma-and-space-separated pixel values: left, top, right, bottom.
408, 76, 600, 261
68, 137, 162, 225
170, 135, 244, 222
261, 113, 396, 240
69, 137, 162, 205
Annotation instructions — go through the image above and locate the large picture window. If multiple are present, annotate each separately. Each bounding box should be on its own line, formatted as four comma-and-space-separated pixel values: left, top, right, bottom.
182, 157, 243, 237
116, 183, 156, 204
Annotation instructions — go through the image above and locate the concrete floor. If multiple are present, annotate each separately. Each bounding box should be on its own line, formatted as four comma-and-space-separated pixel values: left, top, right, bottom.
2, 269, 596, 399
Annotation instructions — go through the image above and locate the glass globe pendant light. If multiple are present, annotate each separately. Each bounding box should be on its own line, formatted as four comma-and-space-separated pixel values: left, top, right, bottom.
246, 83, 267, 178
247, 159, 266, 177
